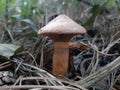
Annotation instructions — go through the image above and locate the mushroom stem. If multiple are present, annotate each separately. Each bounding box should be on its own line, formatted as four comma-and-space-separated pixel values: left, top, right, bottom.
53, 42, 69, 75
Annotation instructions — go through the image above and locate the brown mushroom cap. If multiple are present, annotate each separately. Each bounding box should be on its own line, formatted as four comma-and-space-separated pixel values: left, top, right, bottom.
38, 14, 86, 35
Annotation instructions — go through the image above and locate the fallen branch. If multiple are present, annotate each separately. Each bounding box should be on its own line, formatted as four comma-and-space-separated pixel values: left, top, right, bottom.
76, 56, 120, 88
1, 85, 79, 90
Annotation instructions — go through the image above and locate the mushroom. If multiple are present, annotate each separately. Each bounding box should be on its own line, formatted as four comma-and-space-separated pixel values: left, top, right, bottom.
38, 14, 86, 76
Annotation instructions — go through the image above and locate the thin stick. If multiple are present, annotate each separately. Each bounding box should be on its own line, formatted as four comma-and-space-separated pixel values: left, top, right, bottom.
13, 76, 23, 86
0, 61, 11, 70
113, 73, 120, 84
1, 85, 79, 90
4, 24, 15, 43
82, 42, 119, 56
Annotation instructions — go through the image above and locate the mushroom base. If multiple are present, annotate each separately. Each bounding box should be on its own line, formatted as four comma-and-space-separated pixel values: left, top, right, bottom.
53, 42, 69, 76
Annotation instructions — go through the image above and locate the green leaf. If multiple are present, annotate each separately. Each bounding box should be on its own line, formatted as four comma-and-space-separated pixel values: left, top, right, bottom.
90, 5, 100, 14
11, 14, 21, 20
15, 45, 24, 54
21, 19, 35, 26
21, 19, 37, 30
0, 44, 22, 58
22, 32, 38, 38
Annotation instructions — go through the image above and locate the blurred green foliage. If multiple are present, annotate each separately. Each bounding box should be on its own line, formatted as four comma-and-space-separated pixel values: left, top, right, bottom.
0, 0, 15, 18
